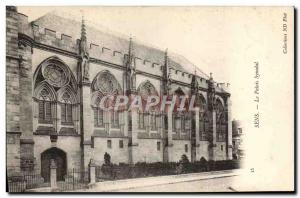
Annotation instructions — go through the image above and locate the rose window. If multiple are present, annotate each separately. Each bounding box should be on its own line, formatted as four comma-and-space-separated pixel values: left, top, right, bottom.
42, 64, 69, 87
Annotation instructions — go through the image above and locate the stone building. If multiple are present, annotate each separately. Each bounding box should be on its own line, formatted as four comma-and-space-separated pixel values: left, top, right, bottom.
232, 120, 244, 160
6, 6, 233, 180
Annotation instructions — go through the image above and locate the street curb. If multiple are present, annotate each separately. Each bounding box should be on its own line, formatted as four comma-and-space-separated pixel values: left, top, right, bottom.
109, 174, 239, 192
82, 170, 240, 192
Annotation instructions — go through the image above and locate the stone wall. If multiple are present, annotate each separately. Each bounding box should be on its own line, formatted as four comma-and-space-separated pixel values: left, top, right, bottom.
215, 142, 227, 161
93, 137, 129, 165
7, 133, 21, 174
6, 6, 20, 133
170, 140, 191, 162
197, 141, 210, 161
134, 138, 163, 163
6, 6, 21, 173
18, 13, 35, 171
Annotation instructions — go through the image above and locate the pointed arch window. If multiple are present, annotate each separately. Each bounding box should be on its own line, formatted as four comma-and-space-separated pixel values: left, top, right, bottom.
93, 97, 104, 127
38, 89, 53, 124
200, 112, 209, 141
94, 108, 104, 127
215, 99, 226, 142
137, 80, 159, 131
150, 111, 160, 131
91, 70, 123, 129
138, 111, 146, 130
173, 113, 183, 133
61, 93, 73, 125
111, 109, 120, 128
183, 113, 191, 134
33, 56, 79, 136
217, 113, 227, 142
197, 95, 208, 140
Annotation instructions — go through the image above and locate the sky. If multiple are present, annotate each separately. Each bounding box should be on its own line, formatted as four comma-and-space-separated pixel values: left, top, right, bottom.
17, 6, 266, 120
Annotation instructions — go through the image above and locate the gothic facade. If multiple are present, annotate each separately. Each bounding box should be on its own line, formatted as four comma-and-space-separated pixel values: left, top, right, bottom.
6, 7, 233, 177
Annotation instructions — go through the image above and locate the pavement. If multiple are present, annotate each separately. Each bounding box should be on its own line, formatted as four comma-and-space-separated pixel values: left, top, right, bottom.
78, 169, 241, 192
112, 175, 239, 192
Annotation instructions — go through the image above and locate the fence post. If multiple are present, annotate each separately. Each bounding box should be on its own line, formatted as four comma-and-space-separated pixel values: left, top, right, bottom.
50, 159, 58, 191
88, 158, 96, 188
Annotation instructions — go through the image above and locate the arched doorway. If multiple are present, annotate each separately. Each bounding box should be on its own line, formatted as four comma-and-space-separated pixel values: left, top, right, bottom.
41, 147, 67, 182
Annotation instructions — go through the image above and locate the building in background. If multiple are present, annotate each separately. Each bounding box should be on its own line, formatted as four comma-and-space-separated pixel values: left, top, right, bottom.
6, 6, 233, 180
232, 120, 244, 160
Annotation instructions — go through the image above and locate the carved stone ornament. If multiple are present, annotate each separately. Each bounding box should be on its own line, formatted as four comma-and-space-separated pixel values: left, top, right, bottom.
138, 81, 158, 101
82, 58, 89, 81
42, 64, 69, 88
95, 71, 121, 95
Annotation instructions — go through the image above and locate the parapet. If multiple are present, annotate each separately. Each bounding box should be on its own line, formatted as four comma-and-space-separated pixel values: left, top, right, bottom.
32, 23, 78, 54
170, 69, 193, 84
215, 82, 230, 93
170, 69, 209, 89
89, 43, 164, 76
89, 44, 124, 66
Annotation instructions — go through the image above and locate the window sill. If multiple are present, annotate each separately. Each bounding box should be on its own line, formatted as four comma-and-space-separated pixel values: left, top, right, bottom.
38, 120, 53, 124
61, 122, 74, 126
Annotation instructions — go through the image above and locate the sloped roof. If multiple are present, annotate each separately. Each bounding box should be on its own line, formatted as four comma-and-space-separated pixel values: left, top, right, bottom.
32, 12, 209, 79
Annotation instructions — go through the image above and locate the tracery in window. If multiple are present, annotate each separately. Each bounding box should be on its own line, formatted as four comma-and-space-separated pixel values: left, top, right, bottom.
33, 56, 78, 134
174, 87, 189, 112
93, 96, 104, 127
61, 92, 73, 125
91, 70, 123, 129
215, 98, 226, 142
137, 80, 159, 131
197, 95, 208, 140
38, 89, 53, 124
200, 112, 209, 141
173, 113, 183, 133
111, 110, 120, 128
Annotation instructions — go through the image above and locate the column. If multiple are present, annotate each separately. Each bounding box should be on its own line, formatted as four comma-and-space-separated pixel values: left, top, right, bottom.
129, 107, 138, 164
32, 100, 38, 132
227, 98, 233, 160
74, 104, 80, 135
56, 103, 61, 133
162, 112, 168, 163
50, 159, 58, 191
88, 159, 96, 187
18, 15, 35, 172
82, 83, 93, 169
212, 110, 217, 161
166, 108, 173, 162
195, 108, 200, 161
123, 110, 128, 137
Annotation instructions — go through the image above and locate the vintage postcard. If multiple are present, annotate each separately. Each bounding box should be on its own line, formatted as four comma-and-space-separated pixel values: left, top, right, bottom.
6, 6, 294, 192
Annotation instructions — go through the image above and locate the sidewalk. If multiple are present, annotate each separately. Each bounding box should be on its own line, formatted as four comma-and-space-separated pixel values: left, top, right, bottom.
80, 169, 241, 192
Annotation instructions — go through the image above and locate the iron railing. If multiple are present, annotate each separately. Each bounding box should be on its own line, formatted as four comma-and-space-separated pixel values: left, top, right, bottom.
7, 172, 48, 192
59, 168, 89, 192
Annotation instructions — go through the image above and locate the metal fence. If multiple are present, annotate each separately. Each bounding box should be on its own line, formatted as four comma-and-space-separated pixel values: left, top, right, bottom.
58, 168, 89, 192
7, 172, 48, 192
8, 168, 89, 192
7, 175, 26, 192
